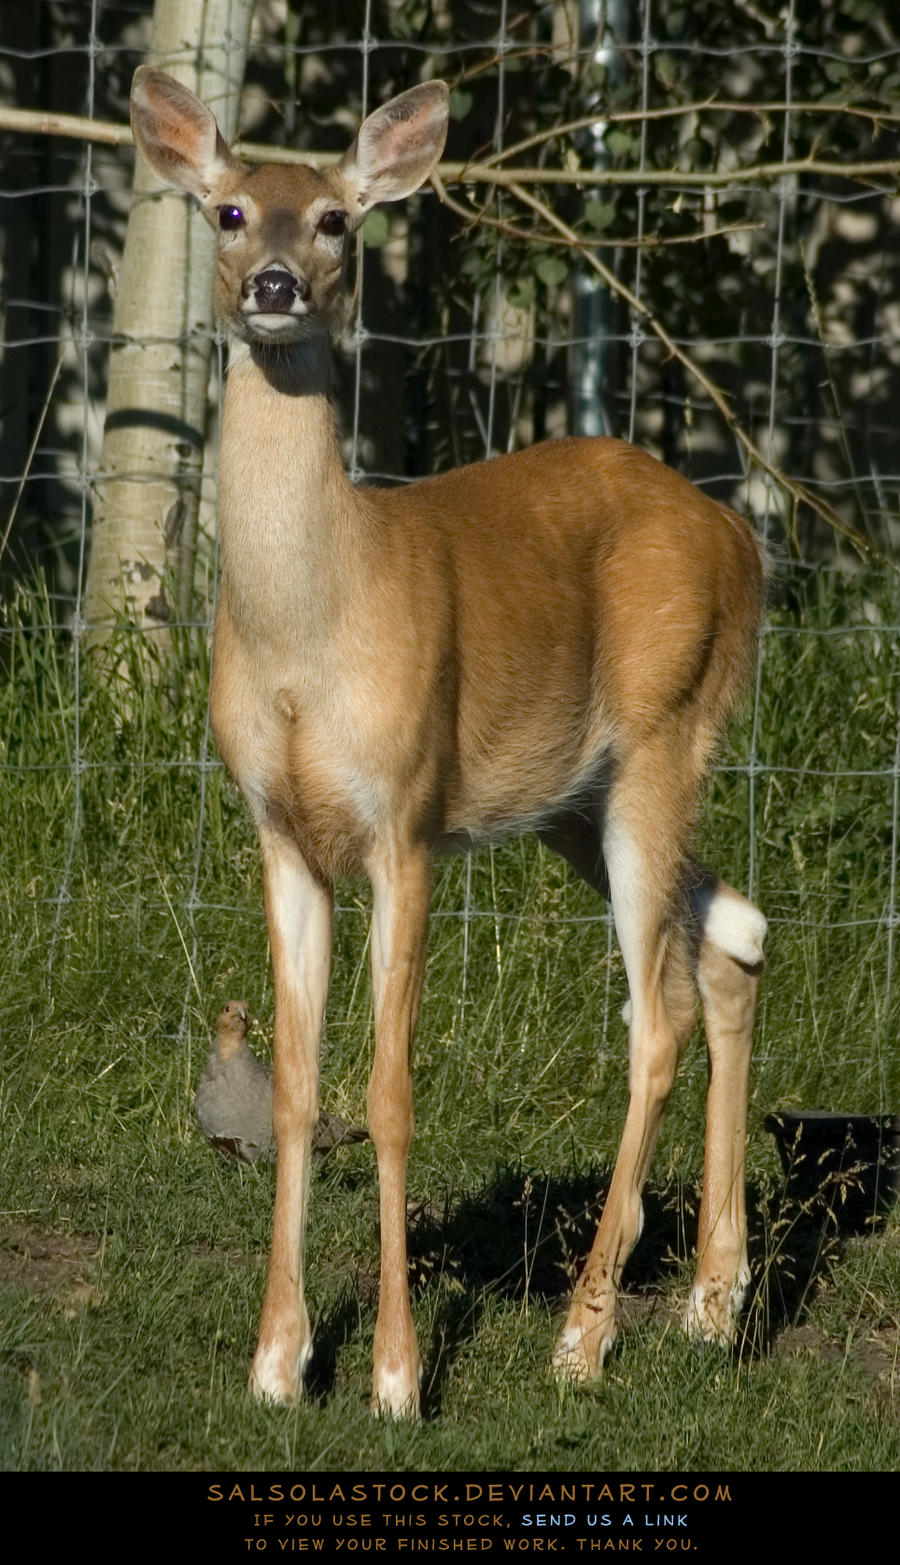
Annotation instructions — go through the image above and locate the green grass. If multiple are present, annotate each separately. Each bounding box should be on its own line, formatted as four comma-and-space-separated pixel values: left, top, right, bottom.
0, 567, 898, 1471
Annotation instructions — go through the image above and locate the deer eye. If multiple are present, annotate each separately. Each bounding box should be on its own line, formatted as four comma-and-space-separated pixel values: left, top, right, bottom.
318, 209, 347, 238
218, 205, 245, 231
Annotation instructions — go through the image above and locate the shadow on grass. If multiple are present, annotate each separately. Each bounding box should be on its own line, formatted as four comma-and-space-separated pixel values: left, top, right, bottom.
740, 1176, 888, 1360
303, 1161, 885, 1413
414, 1165, 698, 1414
306, 1288, 368, 1402
407, 1166, 881, 1415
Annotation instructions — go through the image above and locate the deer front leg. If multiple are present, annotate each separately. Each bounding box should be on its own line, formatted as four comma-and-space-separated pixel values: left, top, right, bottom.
248, 826, 333, 1404
367, 847, 430, 1418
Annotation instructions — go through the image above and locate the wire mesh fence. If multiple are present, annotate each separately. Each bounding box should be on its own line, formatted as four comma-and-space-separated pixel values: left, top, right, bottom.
1, 0, 898, 1110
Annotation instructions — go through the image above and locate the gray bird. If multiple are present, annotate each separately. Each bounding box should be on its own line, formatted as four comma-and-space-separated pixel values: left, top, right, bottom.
194, 1001, 369, 1165
194, 1001, 275, 1164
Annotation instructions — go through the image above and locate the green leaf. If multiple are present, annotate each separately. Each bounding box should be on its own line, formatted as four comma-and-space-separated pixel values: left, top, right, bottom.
460, 250, 486, 280
449, 89, 473, 121
584, 199, 616, 232
362, 210, 390, 248
604, 128, 634, 157
654, 52, 679, 88
507, 278, 535, 310
841, 0, 877, 19
535, 255, 568, 288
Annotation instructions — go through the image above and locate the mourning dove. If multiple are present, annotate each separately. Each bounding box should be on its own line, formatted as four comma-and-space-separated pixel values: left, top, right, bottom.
194, 1001, 369, 1164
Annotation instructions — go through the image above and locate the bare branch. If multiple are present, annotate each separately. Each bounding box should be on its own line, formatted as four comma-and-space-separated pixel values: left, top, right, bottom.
476, 97, 900, 172
432, 175, 762, 250
2, 98, 889, 561
448, 154, 900, 190
504, 178, 888, 564
0, 103, 133, 146
0, 103, 896, 189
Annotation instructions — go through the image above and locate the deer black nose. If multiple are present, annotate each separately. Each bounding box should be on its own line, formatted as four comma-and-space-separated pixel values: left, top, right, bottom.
248, 268, 310, 312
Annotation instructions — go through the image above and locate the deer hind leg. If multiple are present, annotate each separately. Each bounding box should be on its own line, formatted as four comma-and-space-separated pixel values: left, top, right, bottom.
549, 779, 698, 1383
684, 866, 766, 1344
367, 847, 430, 1418
249, 827, 333, 1404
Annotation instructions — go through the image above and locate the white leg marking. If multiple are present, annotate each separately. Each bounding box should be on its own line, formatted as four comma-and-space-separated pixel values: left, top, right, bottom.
684, 1260, 751, 1345
249, 1336, 313, 1405
372, 1363, 423, 1419
267, 848, 333, 1001
602, 819, 649, 1033
552, 1321, 617, 1382
693, 882, 767, 967
252, 831, 332, 1409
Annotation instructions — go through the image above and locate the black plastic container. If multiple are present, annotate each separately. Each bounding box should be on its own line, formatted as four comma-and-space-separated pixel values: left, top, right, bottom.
765, 1110, 900, 1230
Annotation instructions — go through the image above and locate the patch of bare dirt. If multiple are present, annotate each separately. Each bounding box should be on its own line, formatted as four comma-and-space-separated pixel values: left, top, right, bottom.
0, 1224, 100, 1294
773, 1317, 899, 1396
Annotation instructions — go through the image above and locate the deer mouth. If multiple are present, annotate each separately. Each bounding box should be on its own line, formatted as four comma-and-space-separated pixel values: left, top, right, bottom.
237, 265, 317, 340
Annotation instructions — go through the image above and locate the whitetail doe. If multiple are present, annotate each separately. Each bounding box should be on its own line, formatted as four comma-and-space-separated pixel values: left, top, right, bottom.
131, 67, 767, 1417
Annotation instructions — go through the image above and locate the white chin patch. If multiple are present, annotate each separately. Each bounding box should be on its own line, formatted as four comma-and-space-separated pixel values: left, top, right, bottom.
247, 313, 303, 336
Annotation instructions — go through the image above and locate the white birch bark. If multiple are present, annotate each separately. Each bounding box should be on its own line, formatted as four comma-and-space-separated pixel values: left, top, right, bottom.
85, 0, 255, 642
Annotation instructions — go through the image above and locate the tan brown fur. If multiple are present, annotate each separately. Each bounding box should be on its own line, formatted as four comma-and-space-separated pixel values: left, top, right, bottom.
130, 67, 767, 1416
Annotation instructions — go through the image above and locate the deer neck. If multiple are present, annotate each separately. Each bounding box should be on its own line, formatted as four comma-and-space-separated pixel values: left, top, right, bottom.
217, 333, 364, 646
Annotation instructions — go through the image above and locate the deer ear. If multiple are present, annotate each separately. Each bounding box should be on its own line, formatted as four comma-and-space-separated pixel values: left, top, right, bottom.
131, 67, 237, 199
337, 80, 449, 216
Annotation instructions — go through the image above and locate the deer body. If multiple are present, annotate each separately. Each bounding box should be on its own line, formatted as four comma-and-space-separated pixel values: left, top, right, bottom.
131, 68, 767, 1416
214, 351, 757, 868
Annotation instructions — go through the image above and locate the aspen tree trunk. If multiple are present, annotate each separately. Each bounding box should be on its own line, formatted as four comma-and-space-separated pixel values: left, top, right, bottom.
85, 0, 255, 644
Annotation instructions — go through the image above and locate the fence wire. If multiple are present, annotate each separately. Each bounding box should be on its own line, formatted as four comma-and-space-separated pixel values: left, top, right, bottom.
1, 1, 898, 1094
